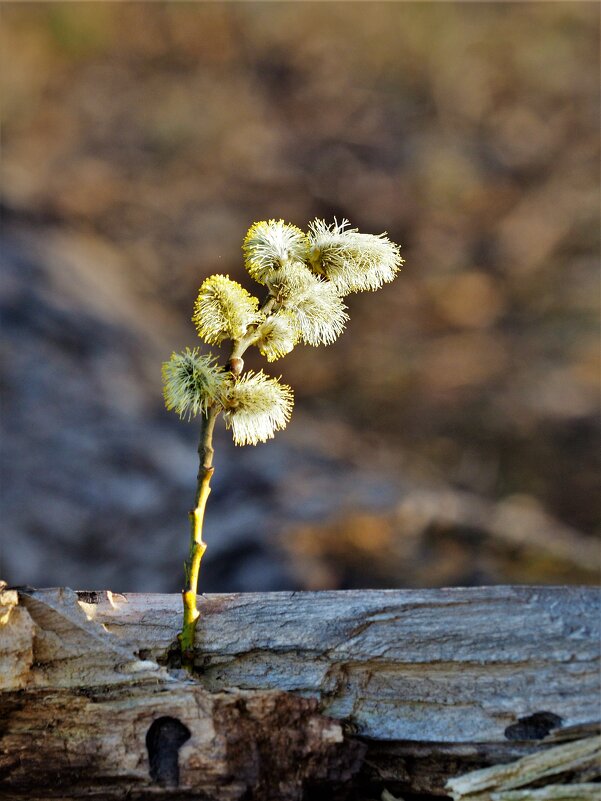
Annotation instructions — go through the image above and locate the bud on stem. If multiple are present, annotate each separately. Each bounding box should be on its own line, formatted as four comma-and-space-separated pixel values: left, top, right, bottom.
228, 356, 244, 376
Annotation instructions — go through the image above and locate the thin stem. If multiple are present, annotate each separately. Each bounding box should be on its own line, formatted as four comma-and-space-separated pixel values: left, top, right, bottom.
180, 404, 219, 671
227, 295, 278, 374
260, 295, 277, 317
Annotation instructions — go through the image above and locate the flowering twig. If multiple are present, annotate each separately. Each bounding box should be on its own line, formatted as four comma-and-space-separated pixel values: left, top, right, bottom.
162, 218, 403, 671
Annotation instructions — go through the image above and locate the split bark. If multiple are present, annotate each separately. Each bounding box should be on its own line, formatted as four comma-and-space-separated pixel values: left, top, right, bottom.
446, 734, 601, 800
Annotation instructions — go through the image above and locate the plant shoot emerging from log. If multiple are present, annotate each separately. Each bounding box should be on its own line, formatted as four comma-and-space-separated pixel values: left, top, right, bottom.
162, 218, 403, 670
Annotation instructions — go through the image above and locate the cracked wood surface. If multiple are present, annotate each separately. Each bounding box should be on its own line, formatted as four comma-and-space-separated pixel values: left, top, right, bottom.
80, 585, 600, 743
0, 587, 363, 800
0, 586, 599, 799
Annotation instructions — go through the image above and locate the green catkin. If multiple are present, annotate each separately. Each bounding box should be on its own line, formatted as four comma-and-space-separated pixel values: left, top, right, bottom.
193, 274, 261, 345
307, 218, 403, 294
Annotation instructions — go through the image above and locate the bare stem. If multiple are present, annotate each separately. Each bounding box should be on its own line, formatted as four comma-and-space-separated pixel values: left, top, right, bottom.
227, 295, 278, 374
180, 404, 219, 671
261, 295, 277, 316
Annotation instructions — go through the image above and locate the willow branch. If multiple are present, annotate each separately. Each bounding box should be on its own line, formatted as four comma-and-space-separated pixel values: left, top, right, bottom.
180, 403, 219, 671
227, 295, 277, 374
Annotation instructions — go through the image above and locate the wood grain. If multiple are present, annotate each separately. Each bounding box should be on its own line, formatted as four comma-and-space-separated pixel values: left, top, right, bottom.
81, 586, 600, 743
0, 587, 363, 800
1, 585, 599, 799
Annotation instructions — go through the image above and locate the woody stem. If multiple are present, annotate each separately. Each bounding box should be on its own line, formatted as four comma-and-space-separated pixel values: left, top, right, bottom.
180, 403, 219, 671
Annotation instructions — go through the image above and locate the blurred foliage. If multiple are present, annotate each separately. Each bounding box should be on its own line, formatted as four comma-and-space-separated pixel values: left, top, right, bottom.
1, 2, 599, 589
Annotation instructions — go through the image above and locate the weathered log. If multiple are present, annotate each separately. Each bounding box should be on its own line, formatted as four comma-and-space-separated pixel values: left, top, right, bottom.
0, 587, 363, 800
1, 585, 599, 799
81, 586, 600, 742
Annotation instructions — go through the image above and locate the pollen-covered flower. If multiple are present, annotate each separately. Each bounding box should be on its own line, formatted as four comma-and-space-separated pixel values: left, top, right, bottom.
243, 219, 310, 285
162, 348, 226, 420
193, 275, 260, 345
221, 370, 294, 446
308, 218, 403, 294
260, 259, 311, 300
278, 267, 348, 346
254, 310, 300, 362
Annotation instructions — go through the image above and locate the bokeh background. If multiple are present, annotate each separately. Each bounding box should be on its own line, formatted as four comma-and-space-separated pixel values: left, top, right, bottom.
1, 2, 599, 593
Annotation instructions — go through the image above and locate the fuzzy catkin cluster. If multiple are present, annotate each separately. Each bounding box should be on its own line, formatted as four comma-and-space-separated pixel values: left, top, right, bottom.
163, 218, 403, 446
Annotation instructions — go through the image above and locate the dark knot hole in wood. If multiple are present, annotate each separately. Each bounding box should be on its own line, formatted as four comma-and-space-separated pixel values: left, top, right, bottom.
146, 716, 191, 787
504, 711, 563, 741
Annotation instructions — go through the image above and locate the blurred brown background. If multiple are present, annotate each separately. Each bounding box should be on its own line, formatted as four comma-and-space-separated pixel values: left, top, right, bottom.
1, 2, 599, 593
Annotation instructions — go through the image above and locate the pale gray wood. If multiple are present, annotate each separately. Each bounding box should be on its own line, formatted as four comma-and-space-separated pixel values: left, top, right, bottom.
446, 735, 601, 800
0, 587, 363, 800
79, 585, 601, 743
491, 788, 600, 801
2, 585, 599, 799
